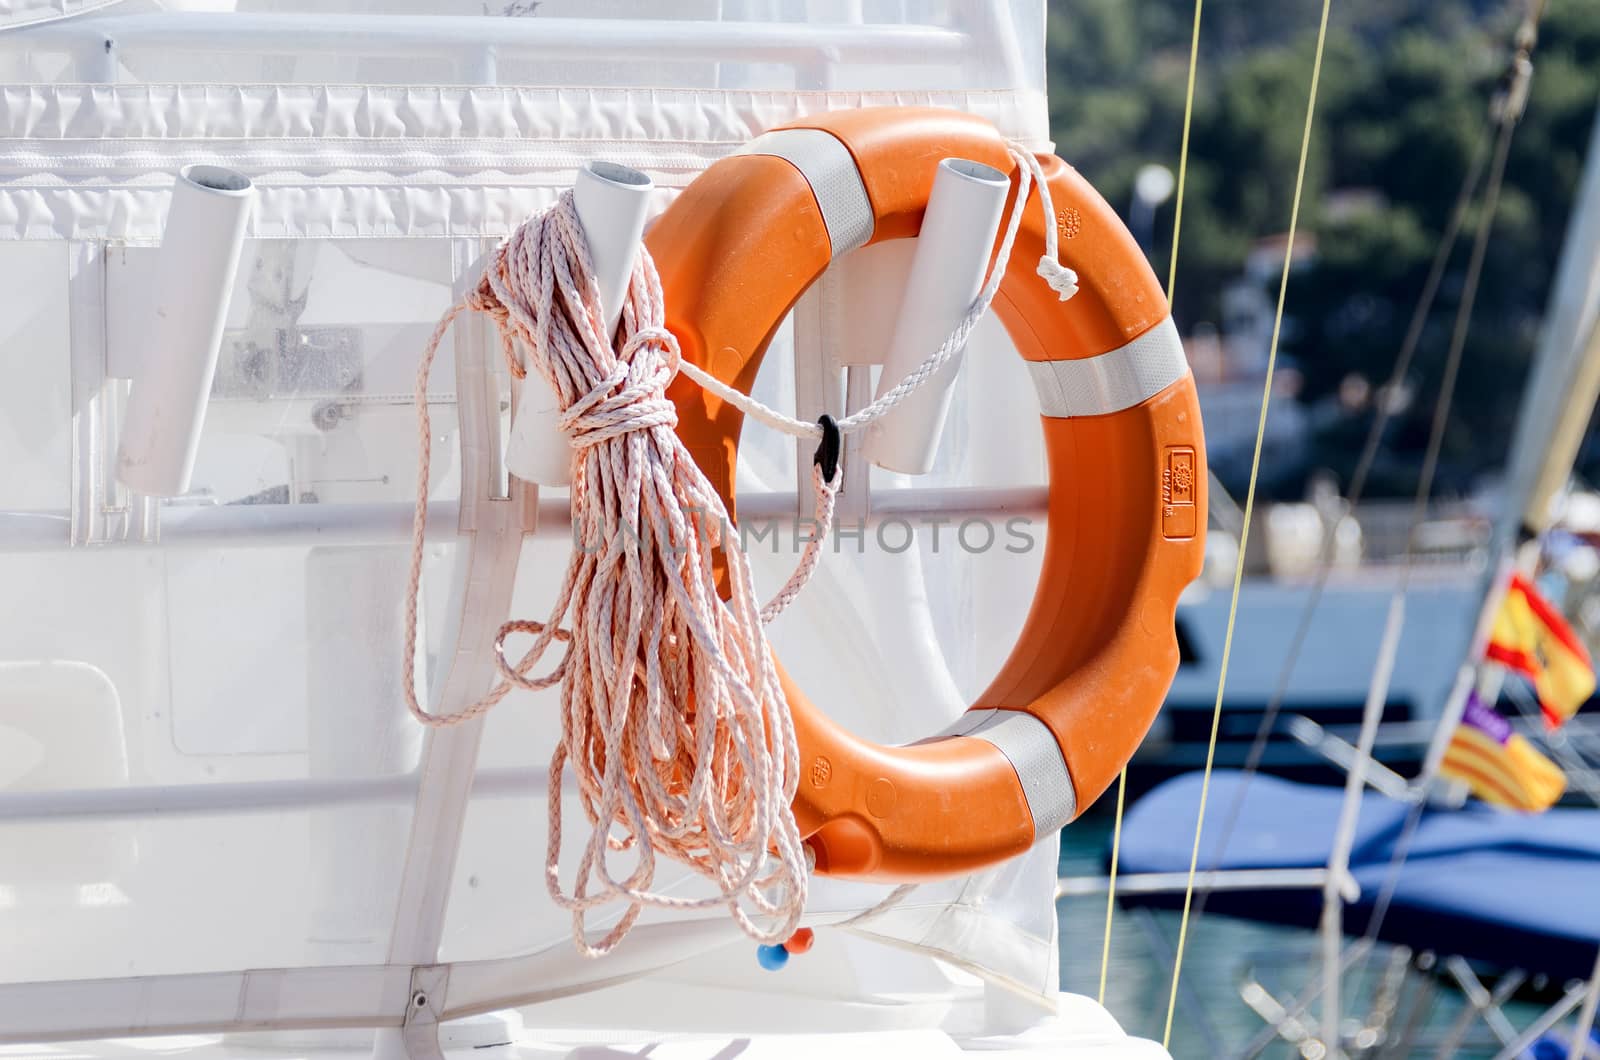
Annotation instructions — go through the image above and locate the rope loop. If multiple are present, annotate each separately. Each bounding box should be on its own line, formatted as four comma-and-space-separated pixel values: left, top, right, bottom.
674, 143, 1078, 442
494, 619, 572, 691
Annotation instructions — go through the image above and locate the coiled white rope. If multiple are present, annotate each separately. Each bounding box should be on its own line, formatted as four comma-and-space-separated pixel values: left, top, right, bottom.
400, 142, 1074, 956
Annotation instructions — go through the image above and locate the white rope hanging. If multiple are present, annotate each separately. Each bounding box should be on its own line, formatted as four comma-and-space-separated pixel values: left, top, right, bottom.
399, 142, 1075, 956
677, 147, 1076, 442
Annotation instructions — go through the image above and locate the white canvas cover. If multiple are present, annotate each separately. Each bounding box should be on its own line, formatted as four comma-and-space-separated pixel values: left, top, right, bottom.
0, 2, 1109, 1049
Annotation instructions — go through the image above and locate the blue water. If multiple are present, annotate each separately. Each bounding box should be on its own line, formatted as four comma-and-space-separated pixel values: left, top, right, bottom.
1057, 816, 1547, 1058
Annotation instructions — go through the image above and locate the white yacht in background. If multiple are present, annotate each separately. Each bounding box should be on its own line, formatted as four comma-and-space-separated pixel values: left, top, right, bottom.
1155, 487, 1485, 783
0, 3, 1169, 1058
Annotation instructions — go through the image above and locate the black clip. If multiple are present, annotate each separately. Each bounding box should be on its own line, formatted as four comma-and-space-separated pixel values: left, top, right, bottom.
813, 414, 841, 484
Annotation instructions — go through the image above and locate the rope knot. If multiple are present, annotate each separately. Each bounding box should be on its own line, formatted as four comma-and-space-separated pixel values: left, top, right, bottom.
560, 387, 679, 450
1036, 255, 1080, 301
465, 273, 502, 317
557, 327, 682, 449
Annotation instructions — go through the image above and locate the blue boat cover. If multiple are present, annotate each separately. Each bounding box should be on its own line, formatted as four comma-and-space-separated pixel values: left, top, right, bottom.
1116, 771, 1600, 981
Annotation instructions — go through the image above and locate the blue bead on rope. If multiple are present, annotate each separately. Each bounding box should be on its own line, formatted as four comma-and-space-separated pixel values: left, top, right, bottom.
755, 944, 789, 971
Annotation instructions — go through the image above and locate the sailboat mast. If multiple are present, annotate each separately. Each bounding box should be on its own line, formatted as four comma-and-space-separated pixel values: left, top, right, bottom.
1496, 106, 1600, 552
1417, 102, 1600, 788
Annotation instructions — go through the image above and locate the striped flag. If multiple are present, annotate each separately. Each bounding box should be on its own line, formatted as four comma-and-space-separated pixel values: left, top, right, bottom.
1440, 693, 1565, 812
1486, 573, 1595, 727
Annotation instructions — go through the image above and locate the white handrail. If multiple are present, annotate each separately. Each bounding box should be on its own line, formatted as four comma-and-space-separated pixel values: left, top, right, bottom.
0, 765, 549, 824
1056, 867, 1337, 901
17, 14, 969, 77
1280, 715, 1414, 801
1319, 590, 1406, 1053
0, 901, 879, 1044
0, 485, 1052, 550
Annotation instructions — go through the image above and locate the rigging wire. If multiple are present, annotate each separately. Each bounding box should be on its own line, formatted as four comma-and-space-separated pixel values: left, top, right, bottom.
1187, 114, 1495, 926
1194, 0, 1545, 839
1097, 768, 1126, 1006
1229, 15, 1541, 1050
1194, 5, 1545, 871
1165, 0, 1205, 304
1098, 0, 1207, 1007
1353, 48, 1528, 957
1161, 0, 1334, 1047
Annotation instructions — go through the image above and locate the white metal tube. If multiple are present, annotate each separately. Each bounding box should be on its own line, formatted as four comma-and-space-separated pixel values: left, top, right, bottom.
866, 158, 1010, 474
115, 164, 253, 497
1571, 945, 1600, 1060
25, 14, 969, 69
0, 766, 548, 824
1492, 983, 1595, 1060
0, 919, 738, 1046
0, 965, 413, 1045
1319, 590, 1407, 1059
0, 485, 1052, 551
576, 161, 653, 339
1055, 868, 1332, 899
501, 368, 569, 488
504, 160, 652, 487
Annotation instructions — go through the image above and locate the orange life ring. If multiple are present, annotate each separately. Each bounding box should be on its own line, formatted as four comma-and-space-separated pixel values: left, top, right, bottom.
647, 107, 1207, 882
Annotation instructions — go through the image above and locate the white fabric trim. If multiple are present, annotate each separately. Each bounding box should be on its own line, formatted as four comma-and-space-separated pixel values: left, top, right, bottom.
0, 85, 1043, 141
0, 0, 125, 33
1026, 315, 1188, 418
736, 128, 874, 256
0, 85, 1049, 241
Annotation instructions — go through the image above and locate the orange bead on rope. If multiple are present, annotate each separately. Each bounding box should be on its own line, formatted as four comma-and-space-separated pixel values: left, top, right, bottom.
783, 928, 815, 955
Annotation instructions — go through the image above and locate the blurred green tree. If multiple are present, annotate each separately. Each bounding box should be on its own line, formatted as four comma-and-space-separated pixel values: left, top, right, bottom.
1047, 0, 1600, 499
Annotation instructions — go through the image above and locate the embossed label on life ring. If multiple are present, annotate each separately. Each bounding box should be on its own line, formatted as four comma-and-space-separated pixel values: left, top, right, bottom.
1161, 446, 1197, 539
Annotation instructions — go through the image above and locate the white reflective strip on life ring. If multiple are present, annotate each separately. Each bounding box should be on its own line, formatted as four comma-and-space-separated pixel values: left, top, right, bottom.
1026, 316, 1188, 418
935, 708, 1076, 836
735, 128, 874, 257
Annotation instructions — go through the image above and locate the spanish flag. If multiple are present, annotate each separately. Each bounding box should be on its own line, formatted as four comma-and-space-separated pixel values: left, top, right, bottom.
1486, 573, 1595, 727
1440, 693, 1566, 812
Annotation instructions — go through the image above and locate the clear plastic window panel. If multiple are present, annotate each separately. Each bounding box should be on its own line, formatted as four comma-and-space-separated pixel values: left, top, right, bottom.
0, 236, 470, 982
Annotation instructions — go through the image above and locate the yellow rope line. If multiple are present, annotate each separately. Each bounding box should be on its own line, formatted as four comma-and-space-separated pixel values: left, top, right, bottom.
1166, 0, 1205, 300
1099, 0, 1205, 1006
1097, 767, 1128, 1004
1161, 0, 1333, 1047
